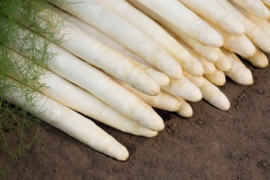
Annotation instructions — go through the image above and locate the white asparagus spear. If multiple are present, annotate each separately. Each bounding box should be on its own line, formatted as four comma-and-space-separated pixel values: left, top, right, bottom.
63, 15, 170, 86
3, 78, 129, 161
217, 0, 270, 53
183, 73, 230, 110
204, 69, 226, 86
11, 30, 165, 131
99, 0, 204, 77
231, 0, 270, 20
35, 9, 161, 96
209, 22, 256, 57
175, 97, 193, 118
171, 30, 219, 63
235, 5, 270, 37
47, 5, 156, 68
214, 50, 232, 71
49, 0, 183, 79
49, 55, 165, 131
221, 32, 256, 58
131, 61, 170, 86
65, 12, 150, 65
7, 50, 157, 137
56, 11, 170, 86
177, 39, 216, 74
41, 72, 158, 137
159, 21, 219, 63
262, 0, 270, 7
242, 47, 269, 68
183, 71, 205, 88
127, 0, 223, 47
249, 16, 270, 37
178, 0, 245, 35
161, 77, 202, 102
200, 78, 230, 111
221, 48, 253, 85
193, 56, 216, 75
10, 15, 169, 89
116, 80, 181, 112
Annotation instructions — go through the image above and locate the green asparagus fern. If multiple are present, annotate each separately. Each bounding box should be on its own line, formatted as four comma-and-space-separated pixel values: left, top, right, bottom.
0, 0, 65, 175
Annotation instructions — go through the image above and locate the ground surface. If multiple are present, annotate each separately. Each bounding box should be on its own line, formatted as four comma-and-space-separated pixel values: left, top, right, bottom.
1, 60, 270, 180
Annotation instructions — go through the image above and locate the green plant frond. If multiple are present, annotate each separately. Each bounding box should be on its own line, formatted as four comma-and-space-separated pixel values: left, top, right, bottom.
0, 0, 66, 174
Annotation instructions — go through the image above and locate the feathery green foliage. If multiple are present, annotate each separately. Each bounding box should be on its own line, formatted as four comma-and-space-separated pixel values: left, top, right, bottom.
0, 0, 65, 175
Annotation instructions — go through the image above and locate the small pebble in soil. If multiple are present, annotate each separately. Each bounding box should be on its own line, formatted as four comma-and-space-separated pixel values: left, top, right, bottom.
258, 90, 264, 94
246, 153, 252, 158
262, 162, 268, 168
107, 169, 113, 174
258, 161, 268, 169
196, 120, 204, 125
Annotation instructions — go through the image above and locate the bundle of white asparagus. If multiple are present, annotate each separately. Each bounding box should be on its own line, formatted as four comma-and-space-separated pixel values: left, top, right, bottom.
2, 0, 270, 160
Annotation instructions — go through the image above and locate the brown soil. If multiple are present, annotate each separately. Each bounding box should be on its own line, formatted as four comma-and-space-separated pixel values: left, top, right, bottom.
1, 60, 270, 180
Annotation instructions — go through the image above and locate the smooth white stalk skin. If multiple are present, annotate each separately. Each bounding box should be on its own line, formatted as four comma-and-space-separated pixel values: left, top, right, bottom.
7, 49, 158, 137
249, 16, 270, 37
68, 14, 172, 87
128, 0, 223, 47
161, 77, 202, 102
192, 52, 216, 74
204, 69, 226, 87
59, 10, 170, 85
195, 56, 216, 75
117, 80, 181, 112
49, 55, 165, 131
185, 72, 229, 111
129, 59, 170, 86
160, 22, 219, 63
214, 50, 232, 71
200, 78, 231, 111
231, 0, 270, 20
223, 33, 256, 58
37, 9, 161, 96
178, 0, 245, 35
99, 0, 203, 77
175, 31, 219, 63
3, 79, 129, 161
183, 71, 205, 88
217, 0, 270, 53
56, 8, 153, 68
242, 47, 269, 68
195, 57, 216, 75
50, 55, 164, 131
237, 7, 270, 37
50, 0, 183, 79
8, 51, 158, 137
177, 39, 216, 75
210, 22, 256, 57
144, 69, 170, 87
262, 0, 270, 7
221, 48, 254, 85
41, 72, 157, 138
11, 31, 165, 131
175, 97, 193, 118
